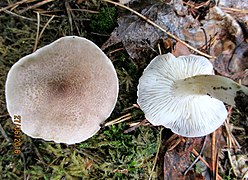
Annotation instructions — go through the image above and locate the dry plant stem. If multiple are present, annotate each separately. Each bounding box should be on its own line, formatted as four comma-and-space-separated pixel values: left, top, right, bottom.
28, 137, 46, 165
0, 123, 11, 143
3, 10, 36, 21
157, 43, 162, 55
225, 122, 238, 177
123, 104, 135, 111
70, 8, 99, 14
108, 116, 131, 126
102, 0, 214, 59
183, 0, 210, 9
19, 0, 55, 14
242, 169, 248, 180
33, 14, 55, 52
182, 138, 223, 180
215, 151, 219, 180
211, 131, 216, 178
38, 15, 55, 40
0, 114, 9, 118
103, 113, 132, 126
149, 127, 163, 180
109, 47, 125, 54
33, 12, 40, 52
192, 149, 223, 180
224, 108, 238, 177
167, 136, 183, 151
184, 136, 207, 175
20, 153, 27, 180
65, 1, 73, 34
0, 0, 33, 13
220, 7, 248, 14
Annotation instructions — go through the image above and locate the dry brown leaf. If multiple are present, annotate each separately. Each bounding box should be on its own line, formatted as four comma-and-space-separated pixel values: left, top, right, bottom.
102, 0, 193, 61
164, 137, 205, 179
172, 41, 191, 57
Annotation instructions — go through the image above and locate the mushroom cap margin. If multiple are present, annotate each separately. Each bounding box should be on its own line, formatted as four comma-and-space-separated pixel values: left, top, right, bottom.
5, 36, 119, 144
137, 53, 227, 137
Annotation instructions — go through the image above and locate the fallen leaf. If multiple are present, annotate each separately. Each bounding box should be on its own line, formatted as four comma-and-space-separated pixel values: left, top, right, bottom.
172, 41, 191, 57
164, 137, 205, 179
102, 0, 193, 62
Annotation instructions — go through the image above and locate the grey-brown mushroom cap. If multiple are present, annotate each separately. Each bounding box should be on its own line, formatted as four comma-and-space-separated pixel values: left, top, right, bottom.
137, 53, 227, 137
5, 36, 119, 144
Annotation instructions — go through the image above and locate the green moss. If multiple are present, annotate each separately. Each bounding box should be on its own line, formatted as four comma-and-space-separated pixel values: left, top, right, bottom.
89, 7, 117, 33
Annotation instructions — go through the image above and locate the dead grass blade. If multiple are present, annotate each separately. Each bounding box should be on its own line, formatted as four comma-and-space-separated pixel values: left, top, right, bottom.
103, 113, 132, 126
0, 0, 34, 13
149, 127, 163, 180
19, 0, 55, 14
33, 13, 55, 52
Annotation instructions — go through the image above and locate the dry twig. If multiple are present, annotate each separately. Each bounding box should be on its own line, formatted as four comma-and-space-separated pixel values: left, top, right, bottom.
3, 10, 36, 21
149, 127, 163, 180
103, 113, 132, 126
33, 12, 40, 52
0, 123, 11, 143
220, 7, 248, 14
181, 138, 223, 180
212, 131, 216, 178
33, 13, 55, 52
19, 0, 55, 14
0, 0, 33, 13
184, 136, 207, 175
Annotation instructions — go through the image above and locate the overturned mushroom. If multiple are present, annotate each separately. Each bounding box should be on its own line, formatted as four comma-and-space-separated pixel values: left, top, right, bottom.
137, 53, 248, 137
5, 36, 119, 144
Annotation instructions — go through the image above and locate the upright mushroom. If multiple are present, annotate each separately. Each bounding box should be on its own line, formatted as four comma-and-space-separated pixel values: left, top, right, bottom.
5, 36, 119, 144
137, 53, 248, 137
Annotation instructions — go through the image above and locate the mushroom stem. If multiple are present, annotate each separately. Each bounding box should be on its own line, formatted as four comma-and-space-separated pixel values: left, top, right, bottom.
173, 75, 248, 106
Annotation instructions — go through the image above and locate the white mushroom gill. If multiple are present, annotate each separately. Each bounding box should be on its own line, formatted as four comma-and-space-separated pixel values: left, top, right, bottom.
137, 53, 228, 137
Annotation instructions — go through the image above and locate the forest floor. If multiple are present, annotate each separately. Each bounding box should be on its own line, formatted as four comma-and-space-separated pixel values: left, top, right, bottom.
0, 0, 247, 179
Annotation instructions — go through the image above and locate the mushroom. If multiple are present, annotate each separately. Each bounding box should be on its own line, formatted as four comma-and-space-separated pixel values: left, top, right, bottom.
137, 53, 248, 137
5, 36, 119, 144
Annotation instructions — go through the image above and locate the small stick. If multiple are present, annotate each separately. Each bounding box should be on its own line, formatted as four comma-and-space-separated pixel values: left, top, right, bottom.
0, 0, 32, 13
184, 136, 207, 175
220, 7, 248, 14
65, 1, 73, 34
0, 123, 11, 143
102, 0, 215, 59
215, 151, 219, 180
33, 14, 55, 52
109, 47, 125, 54
183, 0, 210, 9
149, 127, 163, 180
0, 114, 9, 118
167, 136, 183, 151
103, 113, 132, 126
192, 149, 223, 180
225, 131, 238, 177
33, 12, 40, 52
3, 10, 36, 21
123, 104, 138, 112
19, 0, 55, 14
38, 15, 55, 41
181, 138, 223, 180
212, 131, 216, 178
20, 153, 27, 180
